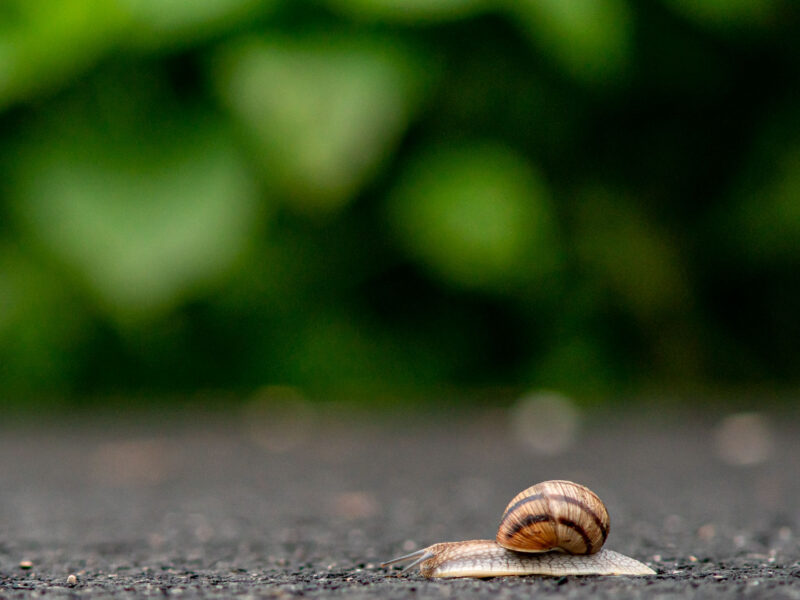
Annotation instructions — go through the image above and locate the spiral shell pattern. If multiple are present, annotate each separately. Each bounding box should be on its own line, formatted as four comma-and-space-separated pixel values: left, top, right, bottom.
496, 480, 609, 555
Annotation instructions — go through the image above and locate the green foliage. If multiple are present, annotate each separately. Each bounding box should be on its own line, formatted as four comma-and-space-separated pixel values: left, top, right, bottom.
0, 0, 124, 109
0, 0, 798, 404
13, 104, 260, 322
664, 0, 783, 31
509, 0, 633, 85
213, 33, 425, 213
387, 143, 559, 290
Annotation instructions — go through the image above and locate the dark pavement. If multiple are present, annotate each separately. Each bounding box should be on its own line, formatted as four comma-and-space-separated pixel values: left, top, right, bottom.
1, 405, 799, 598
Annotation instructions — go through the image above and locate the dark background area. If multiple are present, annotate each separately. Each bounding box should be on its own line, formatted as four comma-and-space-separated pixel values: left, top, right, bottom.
1, 0, 799, 409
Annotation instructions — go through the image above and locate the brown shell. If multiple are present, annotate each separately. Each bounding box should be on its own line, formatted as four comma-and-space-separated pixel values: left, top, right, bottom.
496, 480, 610, 555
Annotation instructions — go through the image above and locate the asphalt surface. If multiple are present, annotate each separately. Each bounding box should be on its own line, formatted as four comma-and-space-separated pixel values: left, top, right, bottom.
1, 405, 799, 599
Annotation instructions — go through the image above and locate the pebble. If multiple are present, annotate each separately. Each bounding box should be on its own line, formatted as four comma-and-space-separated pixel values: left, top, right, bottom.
697, 524, 715, 541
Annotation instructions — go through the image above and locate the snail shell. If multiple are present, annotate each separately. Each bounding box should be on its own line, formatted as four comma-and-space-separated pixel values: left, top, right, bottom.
496, 480, 609, 555
382, 480, 654, 578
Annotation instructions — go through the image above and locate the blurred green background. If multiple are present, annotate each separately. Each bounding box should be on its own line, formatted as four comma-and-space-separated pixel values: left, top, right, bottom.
1, 0, 798, 409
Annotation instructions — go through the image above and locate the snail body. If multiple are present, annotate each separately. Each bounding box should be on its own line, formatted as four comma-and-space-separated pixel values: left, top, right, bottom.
382, 480, 655, 578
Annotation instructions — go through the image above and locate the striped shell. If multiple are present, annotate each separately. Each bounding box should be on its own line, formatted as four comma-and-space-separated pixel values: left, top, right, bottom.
496, 480, 610, 555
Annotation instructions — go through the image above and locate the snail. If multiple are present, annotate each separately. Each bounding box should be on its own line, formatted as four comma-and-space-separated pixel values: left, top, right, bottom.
382, 480, 656, 578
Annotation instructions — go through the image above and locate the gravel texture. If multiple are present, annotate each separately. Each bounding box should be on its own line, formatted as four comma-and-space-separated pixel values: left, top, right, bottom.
1, 406, 799, 598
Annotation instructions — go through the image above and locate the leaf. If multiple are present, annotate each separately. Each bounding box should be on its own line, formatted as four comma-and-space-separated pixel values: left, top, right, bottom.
13, 111, 261, 323
507, 0, 633, 86
0, 0, 125, 109
214, 34, 427, 214
387, 142, 559, 291
120, 0, 275, 50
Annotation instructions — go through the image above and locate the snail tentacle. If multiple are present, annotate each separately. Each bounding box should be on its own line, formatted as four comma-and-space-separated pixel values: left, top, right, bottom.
381, 549, 436, 575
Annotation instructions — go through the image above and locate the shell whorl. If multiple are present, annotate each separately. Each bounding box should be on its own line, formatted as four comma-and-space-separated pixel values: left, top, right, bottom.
496, 480, 610, 555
